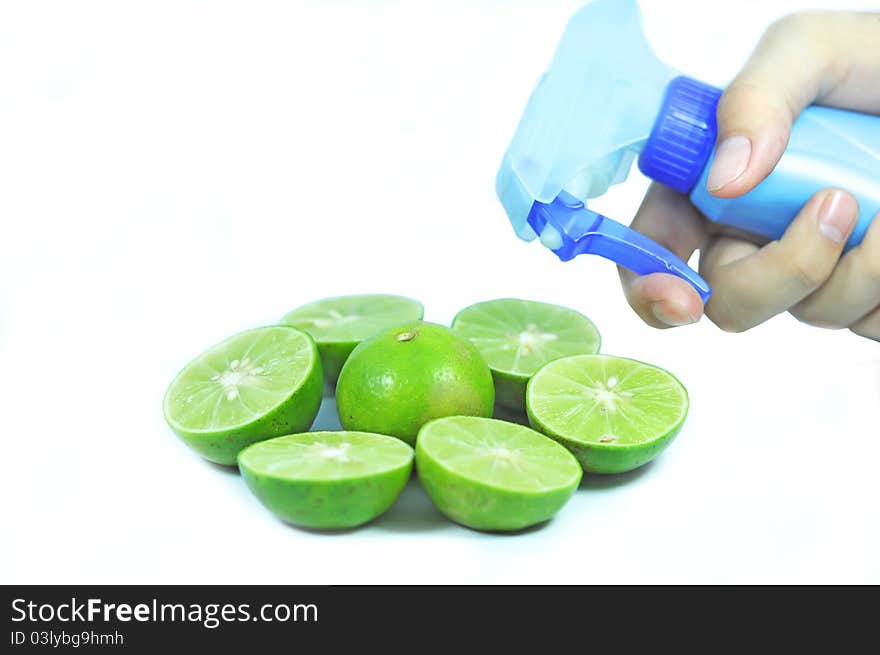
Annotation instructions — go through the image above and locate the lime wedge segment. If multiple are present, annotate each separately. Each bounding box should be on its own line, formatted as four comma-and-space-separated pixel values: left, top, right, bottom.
163, 326, 323, 465
527, 354, 688, 474
452, 298, 600, 410
238, 431, 413, 529
416, 416, 581, 531
281, 294, 424, 382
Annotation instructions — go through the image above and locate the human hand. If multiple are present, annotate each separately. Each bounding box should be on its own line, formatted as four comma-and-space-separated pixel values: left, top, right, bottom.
619, 11, 880, 340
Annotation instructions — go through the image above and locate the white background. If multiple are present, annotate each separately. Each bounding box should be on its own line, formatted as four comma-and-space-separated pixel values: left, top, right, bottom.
2, 0, 878, 584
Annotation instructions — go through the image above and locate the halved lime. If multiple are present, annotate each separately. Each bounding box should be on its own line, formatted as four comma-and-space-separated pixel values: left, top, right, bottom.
163, 326, 323, 465
415, 416, 581, 531
281, 294, 424, 382
451, 298, 600, 411
526, 354, 688, 474
238, 431, 413, 529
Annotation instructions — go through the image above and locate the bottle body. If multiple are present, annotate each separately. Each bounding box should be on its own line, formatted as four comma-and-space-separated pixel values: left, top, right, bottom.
688, 105, 880, 249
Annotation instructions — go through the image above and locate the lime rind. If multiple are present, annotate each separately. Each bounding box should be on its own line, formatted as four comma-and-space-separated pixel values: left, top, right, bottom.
238, 431, 414, 482
417, 417, 581, 493
162, 326, 323, 465
335, 321, 495, 445
451, 298, 600, 379
452, 298, 600, 410
416, 416, 582, 531
281, 294, 424, 382
526, 354, 688, 473
527, 354, 688, 447
281, 294, 424, 344
238, 431, 414, 529
164, 326, 318, 434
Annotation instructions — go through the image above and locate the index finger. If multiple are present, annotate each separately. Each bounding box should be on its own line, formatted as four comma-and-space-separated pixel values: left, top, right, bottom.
709, 11, 880, 199
618, 183, 708, 328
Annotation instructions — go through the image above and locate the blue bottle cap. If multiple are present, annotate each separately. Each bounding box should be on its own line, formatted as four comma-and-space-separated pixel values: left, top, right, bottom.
638, 76, 723, 194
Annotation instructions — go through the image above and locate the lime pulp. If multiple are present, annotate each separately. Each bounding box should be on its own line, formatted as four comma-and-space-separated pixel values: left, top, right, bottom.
526, 354, 688, 474
452, 298, 600, 410
416, 416, 581, 531
281, 294, 424, 382
163, 326, 323, 465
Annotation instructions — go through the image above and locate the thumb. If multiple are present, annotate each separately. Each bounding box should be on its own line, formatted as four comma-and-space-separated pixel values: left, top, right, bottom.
707, 14, 830, 199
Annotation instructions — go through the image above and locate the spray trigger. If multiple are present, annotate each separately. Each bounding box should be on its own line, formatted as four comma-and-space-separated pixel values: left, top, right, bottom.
527, 193, 712, 303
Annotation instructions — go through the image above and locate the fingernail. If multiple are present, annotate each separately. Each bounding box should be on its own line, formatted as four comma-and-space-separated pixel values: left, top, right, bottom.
818, 190, 858, 244
707, 135, 751, 191
651, 301, 697, 327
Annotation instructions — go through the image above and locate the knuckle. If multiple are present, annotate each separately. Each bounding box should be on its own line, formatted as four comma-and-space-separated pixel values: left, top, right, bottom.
716, 80, 794, 131
858, 247, 880, 281
786, 252, 831, 290
717, 81, 764, 110
766, 11, 821, 38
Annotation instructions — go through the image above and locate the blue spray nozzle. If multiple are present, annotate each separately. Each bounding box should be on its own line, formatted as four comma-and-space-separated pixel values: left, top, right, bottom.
527, 195, 712, 303
497, 0, 674, 229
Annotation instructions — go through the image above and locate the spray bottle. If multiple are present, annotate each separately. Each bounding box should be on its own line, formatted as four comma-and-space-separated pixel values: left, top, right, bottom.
497, 0, 880, 302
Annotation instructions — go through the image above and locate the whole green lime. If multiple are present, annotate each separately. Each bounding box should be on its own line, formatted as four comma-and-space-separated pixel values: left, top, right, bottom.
335, 322, 495, 445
